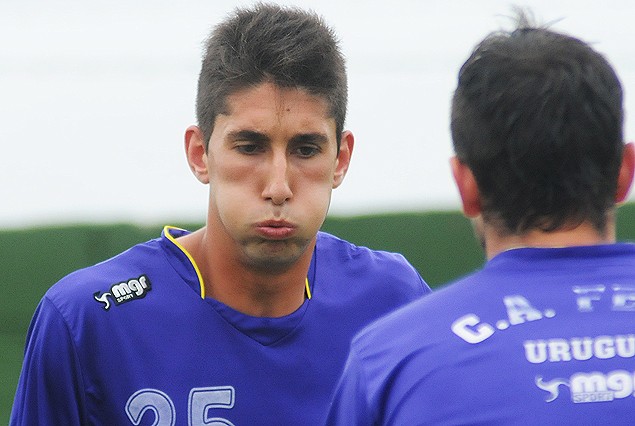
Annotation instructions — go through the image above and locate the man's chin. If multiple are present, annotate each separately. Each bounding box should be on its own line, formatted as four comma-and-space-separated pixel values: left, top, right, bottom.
241, 240, 308, 273
244, 255, 300, 274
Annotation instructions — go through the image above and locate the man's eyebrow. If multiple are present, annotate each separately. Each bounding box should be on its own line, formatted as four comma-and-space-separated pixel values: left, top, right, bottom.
290, 133, 329, 145
226, 130, 270, 143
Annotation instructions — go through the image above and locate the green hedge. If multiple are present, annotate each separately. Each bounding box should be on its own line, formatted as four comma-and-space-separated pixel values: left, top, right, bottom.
3, 204, 635, 422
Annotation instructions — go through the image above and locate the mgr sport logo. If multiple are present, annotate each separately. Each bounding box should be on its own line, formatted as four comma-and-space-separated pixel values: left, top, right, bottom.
93, 275, 151, 310
536, 370, 635, 404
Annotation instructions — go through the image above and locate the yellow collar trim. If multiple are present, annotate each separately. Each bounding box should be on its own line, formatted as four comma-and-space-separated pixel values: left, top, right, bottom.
163, 225, 206, 299
305, 277, 312, 300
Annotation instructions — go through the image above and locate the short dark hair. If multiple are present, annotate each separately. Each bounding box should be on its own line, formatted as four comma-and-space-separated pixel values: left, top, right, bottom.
451, 12, 624, 235
196, 3, 348, 150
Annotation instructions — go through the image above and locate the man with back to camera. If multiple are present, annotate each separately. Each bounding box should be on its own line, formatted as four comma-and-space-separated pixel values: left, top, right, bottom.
10, 4, 430, 424
326, 11, 635, 425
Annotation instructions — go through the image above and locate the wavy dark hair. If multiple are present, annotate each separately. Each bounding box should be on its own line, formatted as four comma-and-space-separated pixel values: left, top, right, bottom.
451, 11, 624, 235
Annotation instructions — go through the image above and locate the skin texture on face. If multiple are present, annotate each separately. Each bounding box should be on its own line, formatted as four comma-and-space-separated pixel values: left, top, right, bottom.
186, 82, 353, 277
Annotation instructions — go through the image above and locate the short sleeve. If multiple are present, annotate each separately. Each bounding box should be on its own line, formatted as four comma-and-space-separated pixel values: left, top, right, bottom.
10, 297, 86, 425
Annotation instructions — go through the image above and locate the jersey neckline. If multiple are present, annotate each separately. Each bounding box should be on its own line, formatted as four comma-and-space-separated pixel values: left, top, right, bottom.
160, 225, 317, 346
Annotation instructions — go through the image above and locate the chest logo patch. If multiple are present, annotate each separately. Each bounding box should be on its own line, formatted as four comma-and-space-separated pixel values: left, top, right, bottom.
93, 275, 152, 310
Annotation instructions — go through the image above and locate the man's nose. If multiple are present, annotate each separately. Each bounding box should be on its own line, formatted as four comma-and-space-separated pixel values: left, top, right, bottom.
262, 151, 293, 205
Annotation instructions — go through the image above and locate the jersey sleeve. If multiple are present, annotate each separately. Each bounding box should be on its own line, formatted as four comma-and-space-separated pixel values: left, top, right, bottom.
10, 297, 86, 425
325, 347, 375, 426
385, 251, 431, 298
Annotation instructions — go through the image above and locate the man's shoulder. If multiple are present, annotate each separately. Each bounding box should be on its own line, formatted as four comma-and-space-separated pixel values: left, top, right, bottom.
314, 231, 430, 298
316, 231, 413, 268
44, 237, 164, 310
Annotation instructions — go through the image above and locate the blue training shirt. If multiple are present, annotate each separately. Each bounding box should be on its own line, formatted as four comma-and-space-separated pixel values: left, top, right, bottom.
10, 228, 428, 425
327, 244, 635, 425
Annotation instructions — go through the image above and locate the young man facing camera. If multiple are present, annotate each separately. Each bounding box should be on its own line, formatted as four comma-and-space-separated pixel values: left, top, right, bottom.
327, 12, 635, 425
11, 4, 429, 425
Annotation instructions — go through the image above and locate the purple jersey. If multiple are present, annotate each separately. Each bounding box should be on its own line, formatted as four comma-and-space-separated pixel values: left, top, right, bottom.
327, 244, 635, 425
10, 227, 428, 425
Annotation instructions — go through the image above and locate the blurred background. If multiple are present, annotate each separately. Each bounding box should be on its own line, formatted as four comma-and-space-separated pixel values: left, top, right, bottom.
2, 0, 635, 227
3, 0, 635, 421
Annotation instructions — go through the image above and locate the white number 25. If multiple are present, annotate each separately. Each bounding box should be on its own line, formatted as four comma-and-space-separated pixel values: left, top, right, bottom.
126, 386, 236, 426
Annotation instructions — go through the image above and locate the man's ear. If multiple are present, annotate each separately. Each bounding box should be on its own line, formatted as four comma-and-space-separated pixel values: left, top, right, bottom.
616, 142, 635, 203
450, 156, 481, 218
333, 130, 354, 189
184, 125, 210, 184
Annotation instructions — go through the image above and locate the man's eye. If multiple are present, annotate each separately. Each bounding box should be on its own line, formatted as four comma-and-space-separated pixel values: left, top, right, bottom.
296, 146, 320, 157
236, 144, 261, 154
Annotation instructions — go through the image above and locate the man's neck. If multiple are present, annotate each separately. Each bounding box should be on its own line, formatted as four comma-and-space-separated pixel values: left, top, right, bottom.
483, 220, 617, 260
178, 228, 312, 318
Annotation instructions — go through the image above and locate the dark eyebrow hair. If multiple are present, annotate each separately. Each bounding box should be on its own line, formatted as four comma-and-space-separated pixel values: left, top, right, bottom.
227, 130, 329, 146
289, 133, 329, 145
226, 130, 270, 143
